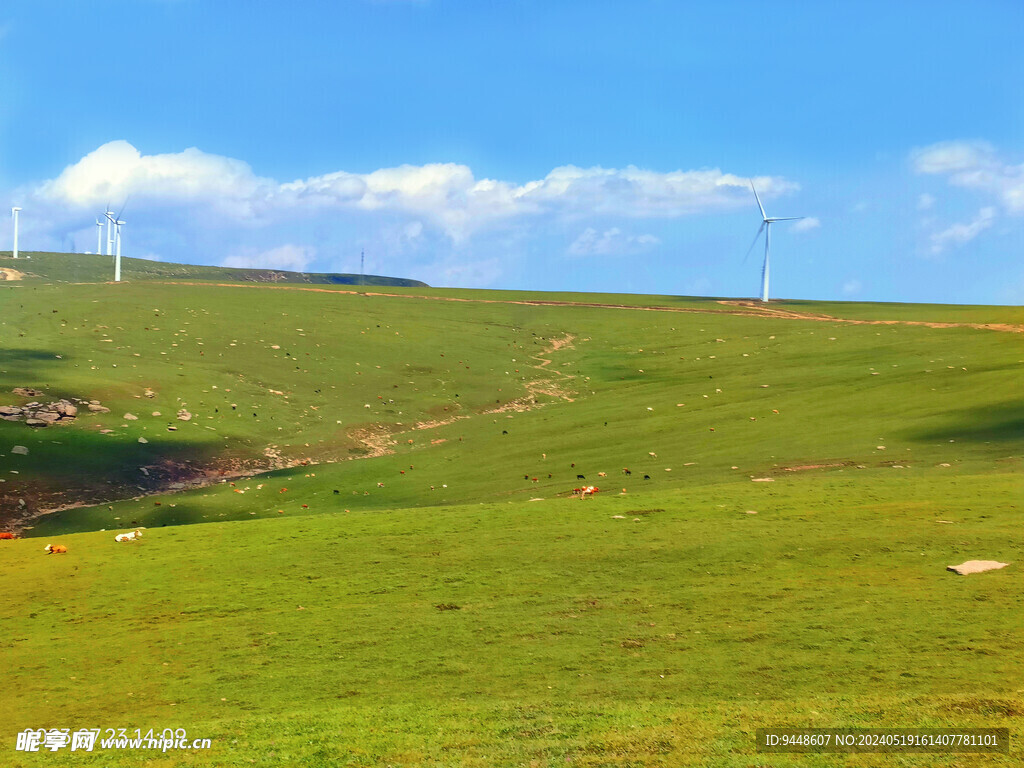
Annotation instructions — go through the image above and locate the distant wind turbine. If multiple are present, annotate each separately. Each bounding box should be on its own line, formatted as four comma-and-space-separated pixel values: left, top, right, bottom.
11, 207, 21, 259
105, 201, 128, 281
96, 218, 104, 255
105, 205, 115, 256
746, 181, 803, 302
114, 218, 125, 282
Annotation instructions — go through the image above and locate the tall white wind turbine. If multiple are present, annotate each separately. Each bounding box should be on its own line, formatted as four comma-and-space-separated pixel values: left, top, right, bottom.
114, 219, 125, 282
96, 219, 104, 254
105, 207, 114, 255
748, 182, 803, 302
11, 207, 21, 259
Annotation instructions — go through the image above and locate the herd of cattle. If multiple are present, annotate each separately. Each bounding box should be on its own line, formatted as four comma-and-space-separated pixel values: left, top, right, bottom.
2, 464, 640, 549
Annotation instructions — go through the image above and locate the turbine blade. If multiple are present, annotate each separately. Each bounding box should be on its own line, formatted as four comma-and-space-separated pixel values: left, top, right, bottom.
115, 197, 130, 219
750, 180, 767, 220
767, 216, 804, 222
742, 222, 766, 264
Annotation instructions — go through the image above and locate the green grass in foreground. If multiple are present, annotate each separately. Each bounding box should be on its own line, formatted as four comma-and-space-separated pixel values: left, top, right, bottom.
1, 468, 1021, 766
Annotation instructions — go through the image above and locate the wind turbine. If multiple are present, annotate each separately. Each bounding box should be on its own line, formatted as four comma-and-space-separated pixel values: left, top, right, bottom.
96, 219, 104, 254
105, 206, 115, 255
747, 181, 803, 302
104, 202, 127, 281
113, 218, 125, 282
11, 207, 21, 259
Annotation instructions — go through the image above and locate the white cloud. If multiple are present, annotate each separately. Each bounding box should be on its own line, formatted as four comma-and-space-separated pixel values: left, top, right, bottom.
568, 227, 660, 256
791, 217, 820, 233
36, 140, 276, 219
912, 140, 1024, 214
31, 141, 799, 241
929, 207, 995, 254
841, 279, 862, 296
917, 193, 935, 211
223, 244, 315, 272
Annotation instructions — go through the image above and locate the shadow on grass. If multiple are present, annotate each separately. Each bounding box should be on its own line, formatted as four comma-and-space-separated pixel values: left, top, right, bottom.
1, 421, 233, 533
909, 400, 1024, 446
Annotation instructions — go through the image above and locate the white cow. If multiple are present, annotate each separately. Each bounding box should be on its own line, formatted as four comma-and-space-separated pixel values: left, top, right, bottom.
115, 529, 143, 542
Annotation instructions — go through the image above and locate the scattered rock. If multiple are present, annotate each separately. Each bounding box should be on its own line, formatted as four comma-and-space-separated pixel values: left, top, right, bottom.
177, 409, 192, 421
12, 387, 44, 397
947, 560, 1009, 576
11, 445, 29, 455
138, 437, 148, 444
751, 477, 775, 482
24, 419, 48, 427
144, 388, 156, 398
0, 406, 22, 416
124, 413, 139, 421
87, 404, 110, 413
54, 402, 77, 417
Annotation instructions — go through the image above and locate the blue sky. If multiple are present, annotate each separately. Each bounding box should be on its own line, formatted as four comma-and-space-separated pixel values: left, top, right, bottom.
2, 0, 1022, 303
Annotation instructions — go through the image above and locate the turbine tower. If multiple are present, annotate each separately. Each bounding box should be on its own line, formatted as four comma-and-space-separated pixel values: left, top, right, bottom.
96, 219, 104, 254
749, 181, 803, 302
105, 208, 115, 255
114, 219, 125, 282
11, 207, 21, 259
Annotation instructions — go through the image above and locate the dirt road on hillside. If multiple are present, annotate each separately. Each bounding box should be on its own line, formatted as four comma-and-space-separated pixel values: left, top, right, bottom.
143, 281, 1024, 334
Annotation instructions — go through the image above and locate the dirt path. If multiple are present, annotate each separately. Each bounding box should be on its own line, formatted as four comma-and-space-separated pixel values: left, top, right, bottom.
715, 300, 1024, 334
145, 281, 1024, 334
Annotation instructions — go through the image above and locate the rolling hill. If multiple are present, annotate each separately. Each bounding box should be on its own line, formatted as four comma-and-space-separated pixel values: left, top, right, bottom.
0, 256, 1020, 766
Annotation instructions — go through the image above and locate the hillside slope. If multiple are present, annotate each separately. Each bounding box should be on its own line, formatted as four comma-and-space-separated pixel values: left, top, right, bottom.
0, 273, 1021, 766
0, 251, 428, 287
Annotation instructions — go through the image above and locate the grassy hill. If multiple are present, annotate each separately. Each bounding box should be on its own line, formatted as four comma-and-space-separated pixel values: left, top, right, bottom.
0, 263, 1020, 766
0, 251, 428, 287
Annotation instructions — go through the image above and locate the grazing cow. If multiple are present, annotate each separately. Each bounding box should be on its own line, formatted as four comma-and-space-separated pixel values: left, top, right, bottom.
524, 475, 529, 480
597, 472, 607, 477
377, 482, 385, 488
580, 485, 599, 497
531, 477, 538, 483
333, 489, 340, 494
643, 474, 651, 480
0, 532, 16, 540
115, 529, 143, 542
577, 474, 585, 480
43, 544, 68, 554
623, 468, 631, 475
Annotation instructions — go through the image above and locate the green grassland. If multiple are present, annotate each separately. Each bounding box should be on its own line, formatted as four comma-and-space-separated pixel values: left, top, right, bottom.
0, 257, 1021, 766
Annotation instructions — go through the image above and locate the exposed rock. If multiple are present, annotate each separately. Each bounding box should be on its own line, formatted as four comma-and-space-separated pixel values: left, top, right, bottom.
54, 401, 77, 417
0, 406, 22, 416
124, 413, 139, 421
24, 419, 48, 427
87, 404, 110, 413
177, 409, 192, 421
138, 437, 149, 444
11, 445, 29, 455
144, 388, 156, 398
947, 560, 1009, 575
12, 387, 44, 397
32, 411, 61, 423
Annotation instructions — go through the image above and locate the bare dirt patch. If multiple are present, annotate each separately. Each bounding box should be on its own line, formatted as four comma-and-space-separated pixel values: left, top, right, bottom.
0, 267, 25, 281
